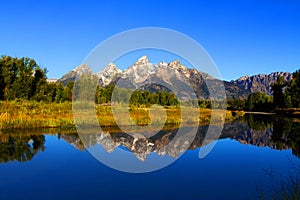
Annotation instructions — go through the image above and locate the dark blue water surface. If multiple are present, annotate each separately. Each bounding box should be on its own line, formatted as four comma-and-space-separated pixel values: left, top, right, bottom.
0, 115, 299, 200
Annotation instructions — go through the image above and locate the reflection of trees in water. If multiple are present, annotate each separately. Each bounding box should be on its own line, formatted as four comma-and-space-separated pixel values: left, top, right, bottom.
272, 117, 300, 158
244, 114, 274, 131
242, 114, 300, 158
0, 134, 45, 163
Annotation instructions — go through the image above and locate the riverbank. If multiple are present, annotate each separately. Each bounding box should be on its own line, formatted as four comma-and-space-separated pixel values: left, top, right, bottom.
0, 101, 244, 129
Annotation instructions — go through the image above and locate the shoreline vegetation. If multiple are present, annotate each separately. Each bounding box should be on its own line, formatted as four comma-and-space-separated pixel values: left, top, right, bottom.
0, 100, 245, 130
1, 100, 299, 130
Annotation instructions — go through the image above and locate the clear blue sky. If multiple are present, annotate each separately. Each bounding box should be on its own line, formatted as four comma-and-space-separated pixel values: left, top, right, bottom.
1, 0, 299, 81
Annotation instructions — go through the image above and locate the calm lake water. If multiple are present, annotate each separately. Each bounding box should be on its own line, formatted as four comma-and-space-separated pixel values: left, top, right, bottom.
0, 114, 299, 200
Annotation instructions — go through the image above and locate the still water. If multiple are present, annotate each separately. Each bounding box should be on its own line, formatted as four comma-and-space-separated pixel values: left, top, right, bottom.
0, 114, 299, 200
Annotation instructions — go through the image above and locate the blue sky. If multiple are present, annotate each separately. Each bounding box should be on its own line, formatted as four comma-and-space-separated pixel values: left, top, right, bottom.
1, 0, 299, 81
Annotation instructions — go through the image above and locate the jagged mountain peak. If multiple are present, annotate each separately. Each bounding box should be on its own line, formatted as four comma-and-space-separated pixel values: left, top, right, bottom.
58, 64, 93, 85
100, 63, 121, 74
168, 60, 180, 67
168, 60, 187, 71
72, 64, 92, 74
133, 55, 149, 66
98, 63, 122, 87
103, 63, 117, 70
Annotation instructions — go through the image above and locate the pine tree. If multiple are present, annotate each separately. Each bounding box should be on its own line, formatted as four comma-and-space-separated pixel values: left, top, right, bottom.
271, 76, 285, 109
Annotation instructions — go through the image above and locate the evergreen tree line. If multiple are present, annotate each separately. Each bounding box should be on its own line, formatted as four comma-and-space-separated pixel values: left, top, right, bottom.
227, 92, 273, 112
95, 84, 180, 106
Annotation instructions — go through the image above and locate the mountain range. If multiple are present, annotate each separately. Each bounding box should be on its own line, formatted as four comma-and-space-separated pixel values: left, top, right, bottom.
58, 55, 293, 99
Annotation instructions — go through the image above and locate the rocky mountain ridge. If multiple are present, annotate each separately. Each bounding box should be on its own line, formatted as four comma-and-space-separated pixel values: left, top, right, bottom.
232, 72, 293, 95
58, 55, 293, 98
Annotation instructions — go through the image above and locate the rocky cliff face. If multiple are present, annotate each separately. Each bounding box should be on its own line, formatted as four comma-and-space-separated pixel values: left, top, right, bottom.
59, 55, 249, 99
232, 72, 293, 95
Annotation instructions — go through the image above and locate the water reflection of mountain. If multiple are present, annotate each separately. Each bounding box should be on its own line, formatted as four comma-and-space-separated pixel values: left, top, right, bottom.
0, 115, 299, 163
61, 115, 300, 161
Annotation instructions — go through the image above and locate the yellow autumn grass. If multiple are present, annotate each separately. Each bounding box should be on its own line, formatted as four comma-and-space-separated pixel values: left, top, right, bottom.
0, 101, 244, 129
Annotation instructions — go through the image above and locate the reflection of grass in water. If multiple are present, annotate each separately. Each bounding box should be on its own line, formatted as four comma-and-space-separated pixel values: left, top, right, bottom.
0, 101, 244, 129
257, 158, 300, 200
